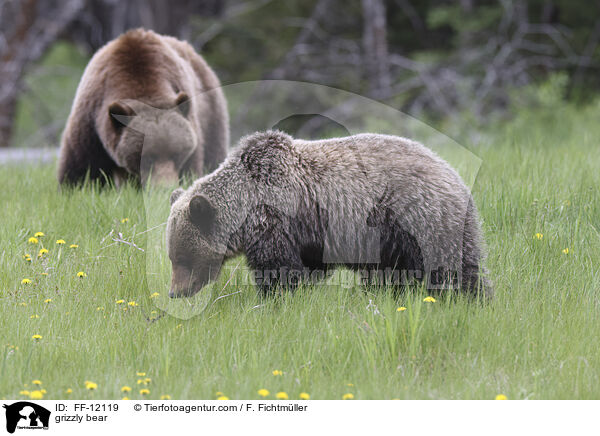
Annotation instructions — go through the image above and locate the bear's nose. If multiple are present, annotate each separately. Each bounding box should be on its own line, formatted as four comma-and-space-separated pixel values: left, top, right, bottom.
150, 160, 178, 186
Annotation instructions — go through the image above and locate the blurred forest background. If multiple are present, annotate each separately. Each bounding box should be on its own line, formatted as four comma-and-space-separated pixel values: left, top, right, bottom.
1, 0, 599, 148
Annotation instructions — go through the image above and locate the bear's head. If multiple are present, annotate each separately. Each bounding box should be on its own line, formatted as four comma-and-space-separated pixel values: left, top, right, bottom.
106, 93, 198, 185
166, 186, 226, 297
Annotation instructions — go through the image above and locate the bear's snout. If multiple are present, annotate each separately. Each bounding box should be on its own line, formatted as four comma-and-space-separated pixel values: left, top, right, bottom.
169, 263, 195, 298
169, 263, 215, 298
148, 160, 179, 186
169, 259, 222, 298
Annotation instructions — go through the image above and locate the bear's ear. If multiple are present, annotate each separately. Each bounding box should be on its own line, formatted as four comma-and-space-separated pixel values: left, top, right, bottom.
189, 194, 216, 231
109, 101, 135, 129
175, 92, 191, 118
170, 187, 184, 206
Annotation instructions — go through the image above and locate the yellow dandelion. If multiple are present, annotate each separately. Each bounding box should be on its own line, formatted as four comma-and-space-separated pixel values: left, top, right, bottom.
116, 299, 125, 305
534, 233, 543, 240
423, 296, 436, 303
85, 381, 97, 390
257, 389, 270, 397
122, 397, 130, 400
66, 388, 73, 394
56, 239, 66, 245
23, 254, 31, 262
562, 248, 569, 254
38, 248, 49, 257
397, 306, 407, 312
97, 307, 104, 311
76, 271, 87, 278
215, 391, 224, 397
272, 370, 283, 376
121, 386, 132, 393
275, 392, 289, 400
121, 218, 129, 223
127, 301, 138, 307
19, 390, 30, 396
150, 292, 160, 298
299, 392, 310, 400
346, 383, 354, 387
69, 244, 78, 249
44, 299, 52, 303
32, 380, 42, 385
40, 272, 48, 276
30, 314, 39, 319
40, 389, 47, 394
217, 395, 229, 400
21, 278, 32, 285
19, 302, 27, 307
342, 393, 354, 400
34, 232, 45, 238
136, 372, 146, 377
140, 389, 150, 395
175, 324, 182, 329
495, 394, 508, 400
28, 237, 38, 244
31, 334, 42, 340
160, 394, 171, 400
29, 390, 43, 400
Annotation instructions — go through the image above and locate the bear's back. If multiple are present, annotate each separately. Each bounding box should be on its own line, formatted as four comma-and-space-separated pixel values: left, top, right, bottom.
291, 133, 468, 201
87, 28, 193, 102
229, 131, 469, 205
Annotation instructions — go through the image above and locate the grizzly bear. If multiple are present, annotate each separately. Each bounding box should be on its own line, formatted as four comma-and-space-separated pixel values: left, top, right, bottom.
166, 130, 492, 298
57, 28, 228, 186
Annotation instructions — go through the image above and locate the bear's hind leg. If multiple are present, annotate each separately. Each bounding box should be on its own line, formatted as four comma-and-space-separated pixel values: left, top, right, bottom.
461, 198, 493, 299
462, 265, 493, 299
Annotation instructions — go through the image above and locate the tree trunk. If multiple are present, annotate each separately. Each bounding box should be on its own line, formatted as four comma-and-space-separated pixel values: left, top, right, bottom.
0, 0, 84, 147
0, 0, 36, 147
361, 0, 391, 98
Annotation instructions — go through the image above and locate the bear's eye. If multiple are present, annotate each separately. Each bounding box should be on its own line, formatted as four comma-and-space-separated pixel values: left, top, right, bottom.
173, 255, 193, 268
171, 244, 195, 266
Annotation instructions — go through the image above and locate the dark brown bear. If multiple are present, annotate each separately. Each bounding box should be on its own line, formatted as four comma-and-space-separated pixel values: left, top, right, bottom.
58, 28, 228, 186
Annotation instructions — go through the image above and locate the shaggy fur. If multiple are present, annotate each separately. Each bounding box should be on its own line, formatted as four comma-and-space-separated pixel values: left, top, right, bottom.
167, 130, 492, 298
58, 28, 228, 186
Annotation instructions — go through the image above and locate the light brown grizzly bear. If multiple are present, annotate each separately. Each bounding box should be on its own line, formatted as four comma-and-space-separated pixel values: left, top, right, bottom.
57, 28, 228, 186
166, 130, 492, 299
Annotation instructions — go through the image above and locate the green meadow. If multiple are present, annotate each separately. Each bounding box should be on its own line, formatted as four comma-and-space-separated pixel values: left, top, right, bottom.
1, 101, 599, 400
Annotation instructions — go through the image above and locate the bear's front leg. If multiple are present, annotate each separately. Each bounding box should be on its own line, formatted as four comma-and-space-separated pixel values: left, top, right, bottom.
246, 236, 306, 296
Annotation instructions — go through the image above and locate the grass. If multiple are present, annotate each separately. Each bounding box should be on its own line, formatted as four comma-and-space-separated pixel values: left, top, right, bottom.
1, 103, 599, 401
